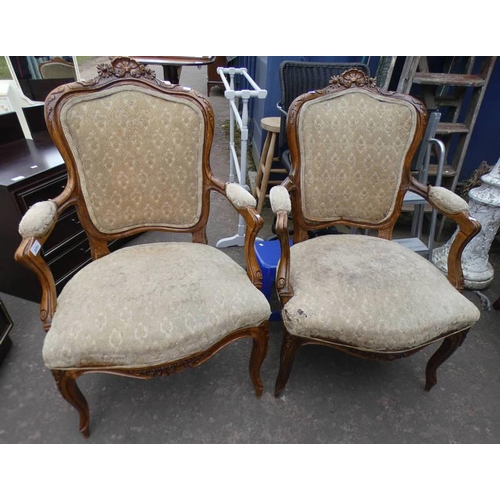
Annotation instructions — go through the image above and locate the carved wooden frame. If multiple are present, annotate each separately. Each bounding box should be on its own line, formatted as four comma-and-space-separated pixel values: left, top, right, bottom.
15, 57, 269, 437
273, 69, 480, 397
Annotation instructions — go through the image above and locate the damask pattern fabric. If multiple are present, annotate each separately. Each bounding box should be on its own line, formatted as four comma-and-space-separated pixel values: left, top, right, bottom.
60, 86, 205, 233
282, 235, 480, 352
43, 242, 271, 369
298, 90, 417, 224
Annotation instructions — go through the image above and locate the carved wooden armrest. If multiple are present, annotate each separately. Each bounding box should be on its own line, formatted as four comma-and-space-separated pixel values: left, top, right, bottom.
409, 178, 481, 290
15, 201, 63, 331
269, 186, 294, 303
222, 182, 264, 289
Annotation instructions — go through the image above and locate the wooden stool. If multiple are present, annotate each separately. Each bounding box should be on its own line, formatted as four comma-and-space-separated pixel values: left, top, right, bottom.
253, 117, 287, 213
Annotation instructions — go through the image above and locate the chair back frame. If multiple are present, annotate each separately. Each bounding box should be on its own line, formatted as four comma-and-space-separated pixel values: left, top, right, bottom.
277, 60, 370, 158
44, 57, 225, 261
39, 57, 77, 80
284, 68, 428, 243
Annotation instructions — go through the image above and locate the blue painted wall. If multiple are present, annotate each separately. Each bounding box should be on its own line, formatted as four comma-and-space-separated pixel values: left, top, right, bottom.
248, 56, 499, 182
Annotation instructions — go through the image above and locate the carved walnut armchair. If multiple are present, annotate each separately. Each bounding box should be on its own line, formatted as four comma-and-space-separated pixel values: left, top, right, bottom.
270, 69, 481, 397
15, 57, 270, 437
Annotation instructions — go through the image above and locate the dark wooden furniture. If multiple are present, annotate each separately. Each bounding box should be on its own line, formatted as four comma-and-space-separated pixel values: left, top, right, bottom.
15, 57, 270, 438
0, 299, 13, 364
0, 107, 130, 302
131, 56, 216, 84
271, 69, 481, 397
0, 111, 24, 145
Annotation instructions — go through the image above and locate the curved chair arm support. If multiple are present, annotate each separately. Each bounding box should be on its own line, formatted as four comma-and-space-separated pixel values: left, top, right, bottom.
269, 186, 294, 303
221, 182, 264, 289
409, 178, 481, 290
15, 230, 58, 333
15, 192, 76, 331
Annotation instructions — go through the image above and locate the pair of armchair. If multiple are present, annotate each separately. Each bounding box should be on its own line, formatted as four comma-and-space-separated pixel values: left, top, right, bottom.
16, 59, 481, 438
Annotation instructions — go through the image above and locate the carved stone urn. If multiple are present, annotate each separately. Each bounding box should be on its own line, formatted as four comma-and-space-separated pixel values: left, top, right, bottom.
432, 158, 500, 289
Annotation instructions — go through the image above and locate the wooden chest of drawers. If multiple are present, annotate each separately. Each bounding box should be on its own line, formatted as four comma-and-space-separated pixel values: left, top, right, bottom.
0, 130, 129, 302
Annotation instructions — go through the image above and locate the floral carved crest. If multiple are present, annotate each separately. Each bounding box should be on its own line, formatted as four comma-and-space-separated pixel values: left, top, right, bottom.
329, 68, 376, 89
96, 57, 156, 80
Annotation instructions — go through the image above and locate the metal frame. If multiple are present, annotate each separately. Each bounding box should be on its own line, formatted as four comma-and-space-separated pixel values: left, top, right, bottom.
398, 111, 445, 259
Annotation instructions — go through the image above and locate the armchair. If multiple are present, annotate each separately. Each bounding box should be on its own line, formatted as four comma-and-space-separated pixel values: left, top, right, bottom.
15, 57, 270, 437
39, 56, 77, 80
271, 69, 481, 397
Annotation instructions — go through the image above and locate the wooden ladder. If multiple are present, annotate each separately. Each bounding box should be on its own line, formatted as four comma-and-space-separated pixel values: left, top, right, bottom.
397, 56, 496, 195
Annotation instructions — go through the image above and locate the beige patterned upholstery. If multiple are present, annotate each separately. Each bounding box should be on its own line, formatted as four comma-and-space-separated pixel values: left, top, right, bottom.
14, 59, 272, 437
43, 242, 271, 369
273, 73, 481, 398
60, 85, 205, 234
298, 89, 416, 224
282, 235, 480, 352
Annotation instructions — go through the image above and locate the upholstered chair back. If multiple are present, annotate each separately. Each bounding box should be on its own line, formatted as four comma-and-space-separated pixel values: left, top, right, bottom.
58, 84, 206, 234
292, 85, 421, 227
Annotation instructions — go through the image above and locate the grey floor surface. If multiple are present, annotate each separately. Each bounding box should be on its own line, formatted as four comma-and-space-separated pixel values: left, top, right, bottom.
1, 64, 499, 444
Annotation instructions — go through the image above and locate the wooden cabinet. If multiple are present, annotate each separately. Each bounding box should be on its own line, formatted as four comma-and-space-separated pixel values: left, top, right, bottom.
0, 109, 131, 302
0, 299, 13, 364
207, 56, 227, 95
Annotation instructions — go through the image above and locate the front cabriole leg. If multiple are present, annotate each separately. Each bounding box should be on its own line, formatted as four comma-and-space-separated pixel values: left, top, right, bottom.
52, 370, 90, 438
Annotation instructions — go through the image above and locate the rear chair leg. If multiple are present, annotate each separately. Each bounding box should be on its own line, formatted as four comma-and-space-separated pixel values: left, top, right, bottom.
52, 370, 90, 438
275, 330, 300, 398
425, 330, 468, 391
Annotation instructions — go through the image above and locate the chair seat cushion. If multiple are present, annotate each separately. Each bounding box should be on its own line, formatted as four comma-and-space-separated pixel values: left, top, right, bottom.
282, 235, 480, 352
43, 242, 271, 369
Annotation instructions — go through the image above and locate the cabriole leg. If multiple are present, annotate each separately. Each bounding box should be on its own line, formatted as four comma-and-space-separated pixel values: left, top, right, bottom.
249, 323, 269, 398
274, 330, 300, 398
52, 370, 90, 438
425, 330, 468, 391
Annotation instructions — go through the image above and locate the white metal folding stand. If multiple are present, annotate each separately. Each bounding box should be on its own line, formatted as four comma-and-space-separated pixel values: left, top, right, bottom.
216, 67, 267, 248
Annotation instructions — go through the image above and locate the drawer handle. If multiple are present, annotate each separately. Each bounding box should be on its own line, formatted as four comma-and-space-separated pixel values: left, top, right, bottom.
71, 218, 81, 225
79, 247, 91, 254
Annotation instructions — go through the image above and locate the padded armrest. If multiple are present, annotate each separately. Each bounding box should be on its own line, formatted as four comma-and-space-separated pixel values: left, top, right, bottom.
225, 183, 257, 209
19, 201, 58, 238
270, 186, 291, 214
428, 186, 469, 214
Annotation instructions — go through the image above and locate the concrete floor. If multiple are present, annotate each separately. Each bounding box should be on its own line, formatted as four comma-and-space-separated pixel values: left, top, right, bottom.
1, 64, 499, 444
